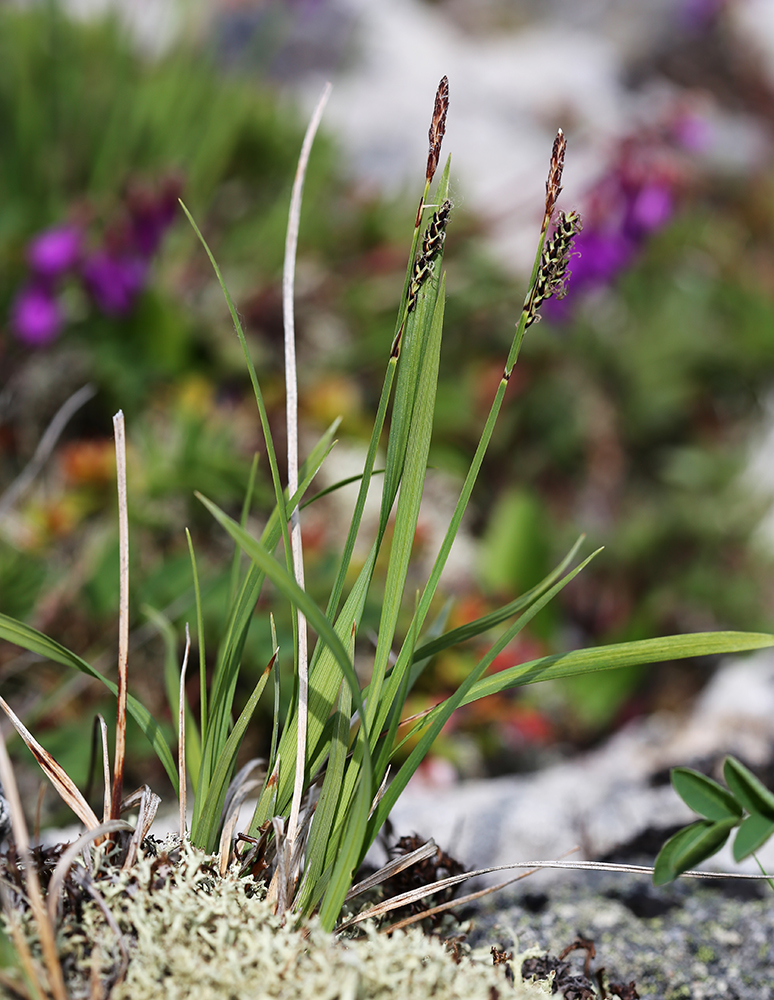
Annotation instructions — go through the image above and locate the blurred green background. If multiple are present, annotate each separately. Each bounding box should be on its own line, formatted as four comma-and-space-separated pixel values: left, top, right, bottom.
2, 1, 774, 822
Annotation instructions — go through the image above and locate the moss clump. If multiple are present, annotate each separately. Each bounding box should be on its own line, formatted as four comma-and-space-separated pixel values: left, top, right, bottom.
22, 840, 552, 999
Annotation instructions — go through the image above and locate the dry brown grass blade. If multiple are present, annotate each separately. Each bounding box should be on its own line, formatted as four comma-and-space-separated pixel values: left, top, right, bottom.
0, 694, 99, 830
96, 714, 110, 825
380, 847, 580, 934
110, 410, 129, 822
344, 838, 439, 902
218, 763, 264, 877
178, 623, 191, 840
46, 820, 134, 924
0, 881, 45, 1000
0, 727, 68, 1000
0, 963, 38, 1000
120, 785, 160, 870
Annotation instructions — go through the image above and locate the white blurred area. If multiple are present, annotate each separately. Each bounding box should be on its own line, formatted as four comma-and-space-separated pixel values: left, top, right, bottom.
37, 0, 773, 273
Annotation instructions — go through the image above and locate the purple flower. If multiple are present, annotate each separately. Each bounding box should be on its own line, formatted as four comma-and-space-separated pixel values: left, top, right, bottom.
81, 252, 147, 315
625, 183, 674, 238
125, 177, 182, 257
10, 284, 64, 346
571, 230, 634, 286
678, 0, 726, 31
27, 225, 82, 279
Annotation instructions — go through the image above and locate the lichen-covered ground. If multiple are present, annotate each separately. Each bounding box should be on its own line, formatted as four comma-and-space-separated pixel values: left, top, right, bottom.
6, 841, 551, 1000
470, 871, 774, 1000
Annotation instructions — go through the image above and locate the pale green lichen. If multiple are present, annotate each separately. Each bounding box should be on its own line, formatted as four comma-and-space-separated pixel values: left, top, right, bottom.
23, 840, 554, 1000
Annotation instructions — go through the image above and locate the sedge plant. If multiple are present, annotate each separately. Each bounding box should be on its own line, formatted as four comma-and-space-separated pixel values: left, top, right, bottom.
2, 78, 774, 940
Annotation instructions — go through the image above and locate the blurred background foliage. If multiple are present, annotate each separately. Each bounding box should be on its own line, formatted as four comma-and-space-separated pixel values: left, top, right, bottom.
2, 1, 774, 819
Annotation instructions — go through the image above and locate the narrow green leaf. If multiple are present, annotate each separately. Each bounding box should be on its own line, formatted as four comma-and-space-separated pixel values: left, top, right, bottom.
194, 423, 339, 824
442, 632, 774, 709
0, 613, 176, 786
369, 276, 447, 730
671, 767, 742, 821
142, 605, 202, 795
653, 817, 737, 885
733, 811, 774, 861
228, 452, 259, 606
192, 654, 275, 851
372, 549, 599, 835
185, 528, 208, 743
412, 534, 586, 663
724, 756, 774, 821
296, 679, 353, 915
318, 766, 370, 931
196, 492, 372, 772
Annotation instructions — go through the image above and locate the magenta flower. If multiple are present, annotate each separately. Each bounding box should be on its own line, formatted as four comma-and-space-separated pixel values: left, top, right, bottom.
27, 225, 82, 279
625, 183, 674, 238
10, 284, 64, 346
81, 252, 147, 315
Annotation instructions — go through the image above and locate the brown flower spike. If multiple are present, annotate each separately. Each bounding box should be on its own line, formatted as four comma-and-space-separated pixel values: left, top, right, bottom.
544, 127, 567, 227
426, 75, 449, 183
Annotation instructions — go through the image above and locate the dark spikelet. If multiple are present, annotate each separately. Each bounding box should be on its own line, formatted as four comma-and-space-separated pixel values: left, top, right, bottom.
525, 209, 582, 328
544, 128, 567, 223
407, 199, 452, 314
426, 76, 450, 183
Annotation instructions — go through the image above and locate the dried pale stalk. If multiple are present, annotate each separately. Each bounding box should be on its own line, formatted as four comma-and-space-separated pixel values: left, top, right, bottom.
120, 785, 160, 869
97, 714, 111, 824
110, 410, 129, 822
0, 694, 99, 829
283, 80, 332, 888
0, 728, 67, 1000
338, 856, 773, 932
46, 820, 133, 923
344, 838, 438, 901
0, 383, 95, 522
178, 623, 191, 839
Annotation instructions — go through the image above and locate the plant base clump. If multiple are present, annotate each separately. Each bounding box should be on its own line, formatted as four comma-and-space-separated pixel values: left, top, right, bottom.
5, 839, 551, 1000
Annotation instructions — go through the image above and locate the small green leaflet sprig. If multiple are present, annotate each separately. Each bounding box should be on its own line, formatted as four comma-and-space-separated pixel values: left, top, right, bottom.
654, 756, 774, 887
524, 210, 583, 328
406, 199, 452, 315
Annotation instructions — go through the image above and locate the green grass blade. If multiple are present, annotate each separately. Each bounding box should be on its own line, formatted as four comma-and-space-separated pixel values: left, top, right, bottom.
192, 652, 275, 851
0, 613, 176, 786
249, 541, 379, 831
368, 277, 447, 731
372, 550, 599, 835
411, 534, 586, 664
317, 763, 370, 931
194, 424, 340, 825
379, 163, 451, 530
196, 492, 372, 766
295, 647, 354, 915
449, 631, 774, 708
141, 605, 202, 795
228, 452, 259, 607
185, 528, 208, 743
